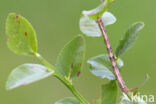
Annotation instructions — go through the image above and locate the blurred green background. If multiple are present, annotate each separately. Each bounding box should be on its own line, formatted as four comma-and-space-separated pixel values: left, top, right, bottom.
0, 0, 155, 104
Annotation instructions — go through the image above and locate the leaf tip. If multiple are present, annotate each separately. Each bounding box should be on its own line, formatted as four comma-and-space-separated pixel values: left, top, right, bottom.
138, 21, 145, 27
7, 13, 20, 20
24, 32, 28, 36
76, 71, 81, 77
5, 82, 14, 91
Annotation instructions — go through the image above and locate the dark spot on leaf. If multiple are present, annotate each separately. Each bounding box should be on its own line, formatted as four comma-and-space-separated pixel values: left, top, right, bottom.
24, 32, 28, 36
79, 63, 82, 66
77, 71, 81, 77
16, 15, 19, 19
17, 20, 20, 24
93, 100, 97, 103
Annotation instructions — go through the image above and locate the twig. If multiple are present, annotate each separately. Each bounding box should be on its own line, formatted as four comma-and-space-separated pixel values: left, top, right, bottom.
97, 17, 128, 94
35, 53, 89, 104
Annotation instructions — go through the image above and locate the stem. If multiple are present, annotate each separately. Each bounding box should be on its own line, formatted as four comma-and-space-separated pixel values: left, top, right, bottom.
35, 53, 89, 104
55, 75, 89, 104
97, 17, 128, 94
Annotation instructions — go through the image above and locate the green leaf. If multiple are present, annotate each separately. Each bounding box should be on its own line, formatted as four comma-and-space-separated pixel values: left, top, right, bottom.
80, 12, 116, 37
82, 0, 114, 20
102, 81, 118, 104
6, 64, 54, 90
88, 54, 124, 80
115, 22, 144, 57
55, 97, 80, 104
6, 13, 38, 56
117, 58, 124, 69
56, 35, 85, 79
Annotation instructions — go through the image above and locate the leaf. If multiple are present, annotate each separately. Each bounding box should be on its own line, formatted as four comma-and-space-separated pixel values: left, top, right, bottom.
56, 35, 85, 79
82, 0, 114, 20
117, 58, 124, 69
55, 97, 80, 104
102, 81, 118, 104
80, 12, 116, 37
80, 16, 101, 37
6, 13, 38, 56
101, 12, 116, 26
6, 64, 54, 90
87, 54, 124, 80
115, 22, 144, 57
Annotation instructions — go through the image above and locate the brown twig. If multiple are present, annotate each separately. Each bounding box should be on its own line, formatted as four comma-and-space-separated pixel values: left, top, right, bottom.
97, 17, 128, 94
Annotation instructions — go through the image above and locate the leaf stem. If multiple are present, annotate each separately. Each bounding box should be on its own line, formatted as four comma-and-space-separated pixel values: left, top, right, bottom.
97, 17, 129, 94
35, 53, 89, 104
